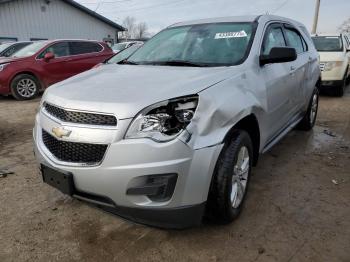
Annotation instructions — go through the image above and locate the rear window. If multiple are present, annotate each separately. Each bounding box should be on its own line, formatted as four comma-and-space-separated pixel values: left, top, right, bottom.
69, 41, 103, 55
312, 36, 343, 52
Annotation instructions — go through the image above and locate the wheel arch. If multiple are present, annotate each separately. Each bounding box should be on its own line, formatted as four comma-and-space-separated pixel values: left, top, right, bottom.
10, 71, 43, 90
223, 114, 261, 166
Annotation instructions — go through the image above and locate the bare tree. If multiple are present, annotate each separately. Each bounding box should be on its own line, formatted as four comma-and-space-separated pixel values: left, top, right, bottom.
338, 18, 350, 33
134, 22, 149, 39
121, 16, 149, 39
122, 16, 136, 39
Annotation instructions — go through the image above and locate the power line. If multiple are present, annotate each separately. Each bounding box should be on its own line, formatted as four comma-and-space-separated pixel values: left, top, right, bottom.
92, 0, 188, 14
271, 0, 291, 14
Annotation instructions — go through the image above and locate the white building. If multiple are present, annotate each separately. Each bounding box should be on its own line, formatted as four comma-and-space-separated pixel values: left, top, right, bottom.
0, 0, 125, 44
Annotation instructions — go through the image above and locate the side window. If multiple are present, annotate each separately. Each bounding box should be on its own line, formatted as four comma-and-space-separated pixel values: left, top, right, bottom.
38, 42, 70, 58
69, 41, 103, 55
262, 25, 286, 55
284, 28, 305, 54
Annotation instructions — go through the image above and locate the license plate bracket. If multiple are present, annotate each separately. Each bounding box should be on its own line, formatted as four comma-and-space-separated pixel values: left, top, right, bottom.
41, 165, 74, 196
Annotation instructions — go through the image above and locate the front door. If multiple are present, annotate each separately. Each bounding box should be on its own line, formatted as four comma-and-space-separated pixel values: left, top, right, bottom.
37, 41, 72, 86
260, 23, 297, 141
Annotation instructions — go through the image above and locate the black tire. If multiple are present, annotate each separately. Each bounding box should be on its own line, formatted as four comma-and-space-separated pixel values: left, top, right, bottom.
206, 130, 253, 224
297, 88, 319, 131
11, 74, 40, 100
334, 73, 346, 97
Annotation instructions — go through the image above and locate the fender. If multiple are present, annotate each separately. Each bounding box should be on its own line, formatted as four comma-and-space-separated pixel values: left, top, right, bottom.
185, 73, 266, 151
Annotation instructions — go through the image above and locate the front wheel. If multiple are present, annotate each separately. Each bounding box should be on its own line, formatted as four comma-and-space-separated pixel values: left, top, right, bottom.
206, 130, 253, 224
11, 74, 40, 100
297, 88, 319, 131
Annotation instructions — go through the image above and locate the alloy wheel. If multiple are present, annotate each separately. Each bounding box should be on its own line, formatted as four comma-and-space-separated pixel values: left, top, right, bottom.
310, 93, 318, 124
231, 146, 250, 208
17, 78, 37, 98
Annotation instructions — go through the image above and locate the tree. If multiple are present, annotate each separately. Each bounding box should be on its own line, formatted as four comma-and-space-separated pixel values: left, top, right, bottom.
135, 22, 148, 39
338, 18, 350, 33
121, 16, 149, 39
122, 16, 136, 39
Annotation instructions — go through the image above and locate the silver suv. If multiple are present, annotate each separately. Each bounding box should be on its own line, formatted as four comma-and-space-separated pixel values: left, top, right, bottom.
34, 15, 320, 228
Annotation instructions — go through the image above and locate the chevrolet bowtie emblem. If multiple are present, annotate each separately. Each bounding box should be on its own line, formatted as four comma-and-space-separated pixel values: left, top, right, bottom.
52, 127, 72, 139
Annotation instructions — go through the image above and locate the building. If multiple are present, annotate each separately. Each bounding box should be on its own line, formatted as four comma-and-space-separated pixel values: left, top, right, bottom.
0, 0, 125, 44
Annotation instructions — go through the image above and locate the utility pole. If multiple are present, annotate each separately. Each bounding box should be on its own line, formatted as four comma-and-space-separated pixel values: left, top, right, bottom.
311, 0, 321, 34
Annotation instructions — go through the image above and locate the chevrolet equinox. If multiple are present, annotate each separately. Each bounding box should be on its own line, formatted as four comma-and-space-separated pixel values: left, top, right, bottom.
34, 15, 320, 228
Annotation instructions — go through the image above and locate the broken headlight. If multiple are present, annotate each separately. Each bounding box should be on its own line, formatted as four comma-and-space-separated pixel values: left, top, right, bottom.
125, 95, 198, 142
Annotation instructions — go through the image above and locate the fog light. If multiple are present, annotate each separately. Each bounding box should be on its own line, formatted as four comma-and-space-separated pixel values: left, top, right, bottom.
126, 173, 177, 202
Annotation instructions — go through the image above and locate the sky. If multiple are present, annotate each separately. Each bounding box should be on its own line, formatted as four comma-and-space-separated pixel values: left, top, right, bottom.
76, 0, 350, 35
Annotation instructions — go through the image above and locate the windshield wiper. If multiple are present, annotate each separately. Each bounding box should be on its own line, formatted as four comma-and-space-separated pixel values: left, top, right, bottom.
147, 60, 208, 67
117, 59, 139, 65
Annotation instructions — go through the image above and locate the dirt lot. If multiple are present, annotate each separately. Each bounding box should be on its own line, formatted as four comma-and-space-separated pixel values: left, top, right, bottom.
0, 87, 349, 262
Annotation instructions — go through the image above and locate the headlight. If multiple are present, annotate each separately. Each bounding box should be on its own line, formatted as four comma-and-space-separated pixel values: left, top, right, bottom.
323, 61, 343, 71
125, 95, 198, 142
0, 63, 9, 71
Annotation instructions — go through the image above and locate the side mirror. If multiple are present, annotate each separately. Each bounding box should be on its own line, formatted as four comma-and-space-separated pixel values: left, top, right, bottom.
260, 47, 297, 66
44, 52, 55, 61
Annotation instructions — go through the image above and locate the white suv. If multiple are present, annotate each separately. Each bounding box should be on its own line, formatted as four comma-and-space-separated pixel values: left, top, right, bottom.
34, 15, 320, 228
312, 33, 350, 96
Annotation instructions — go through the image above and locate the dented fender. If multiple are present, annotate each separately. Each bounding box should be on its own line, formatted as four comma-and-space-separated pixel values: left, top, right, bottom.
182, 72, 266, 150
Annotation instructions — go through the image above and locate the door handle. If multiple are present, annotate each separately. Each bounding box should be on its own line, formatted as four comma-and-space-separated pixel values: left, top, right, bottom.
290, 66, 295, 71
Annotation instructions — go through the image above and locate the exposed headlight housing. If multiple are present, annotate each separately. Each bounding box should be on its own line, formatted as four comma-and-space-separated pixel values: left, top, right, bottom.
323, 61, 343, 71
125, 95, 198, 142
0, 63, 9, 71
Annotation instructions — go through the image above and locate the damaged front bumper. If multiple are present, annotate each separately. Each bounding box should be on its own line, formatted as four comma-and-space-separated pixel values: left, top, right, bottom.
33, 111, 223, 228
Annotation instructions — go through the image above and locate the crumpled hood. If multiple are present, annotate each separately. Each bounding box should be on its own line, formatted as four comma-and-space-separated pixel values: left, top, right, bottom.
319, 51, 346, 62
44, 64, 235, 119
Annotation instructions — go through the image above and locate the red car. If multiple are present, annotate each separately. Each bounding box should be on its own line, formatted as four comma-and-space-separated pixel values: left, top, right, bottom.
0, 40, 113, 100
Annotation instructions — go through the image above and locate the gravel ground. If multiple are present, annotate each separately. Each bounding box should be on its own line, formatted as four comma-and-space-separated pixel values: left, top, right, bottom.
0, 87, 349, 262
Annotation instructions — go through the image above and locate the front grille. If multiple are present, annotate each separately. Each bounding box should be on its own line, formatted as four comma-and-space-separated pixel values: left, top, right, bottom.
44, 103, 117, 126
42, 129, 108, 164
319, 62, 325, 72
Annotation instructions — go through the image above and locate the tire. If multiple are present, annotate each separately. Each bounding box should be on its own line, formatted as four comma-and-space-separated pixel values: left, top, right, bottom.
206, 130, 253, 224
297, 88, 319, 131
334, 73, 346, 97
11, 74, 40, 100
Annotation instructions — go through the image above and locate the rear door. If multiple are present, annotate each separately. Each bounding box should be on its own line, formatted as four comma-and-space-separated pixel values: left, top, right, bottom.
36, 41, 72, 86
283, 24, 310, 114
260, 23, 297, 140
68, 41, 105, 75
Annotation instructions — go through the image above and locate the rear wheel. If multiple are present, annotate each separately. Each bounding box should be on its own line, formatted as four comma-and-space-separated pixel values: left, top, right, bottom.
297, 88, 319, 131
11, 74, 40, 100
206, 130, 253, 224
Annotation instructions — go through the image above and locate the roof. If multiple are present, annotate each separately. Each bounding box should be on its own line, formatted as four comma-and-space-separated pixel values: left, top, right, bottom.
169, 15, 259, 27
312, 33, 342, 37
0, 0, 125, 31
169, 15, 305, 29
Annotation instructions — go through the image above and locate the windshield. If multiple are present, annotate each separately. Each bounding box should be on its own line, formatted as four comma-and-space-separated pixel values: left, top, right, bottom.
112, 43, 128, 51
107, 44, 141, 64
127, 22, 255, 67
0, 43, 13, 53
312, 36, 343, 52
11, 41, 47, 58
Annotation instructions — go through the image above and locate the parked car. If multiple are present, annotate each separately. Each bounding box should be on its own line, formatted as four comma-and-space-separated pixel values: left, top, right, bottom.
112, 41, 143, 53
34, 15, 320, 228
106, 43, 143, 64
0, 41, 33, 57
0, 39, 113, 100
312, 33, 350, 96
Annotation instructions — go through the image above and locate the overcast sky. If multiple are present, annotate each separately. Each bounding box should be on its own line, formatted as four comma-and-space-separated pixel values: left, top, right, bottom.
76, 0, 350, 34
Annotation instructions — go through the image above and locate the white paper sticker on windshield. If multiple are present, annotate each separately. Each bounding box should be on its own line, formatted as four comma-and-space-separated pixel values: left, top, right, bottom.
215, 31, 247, 39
